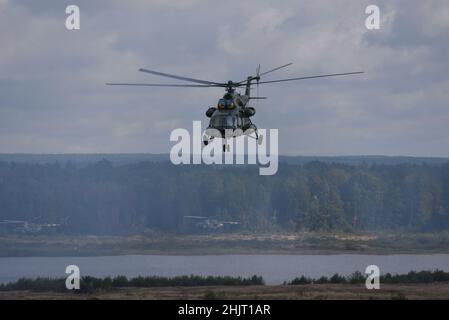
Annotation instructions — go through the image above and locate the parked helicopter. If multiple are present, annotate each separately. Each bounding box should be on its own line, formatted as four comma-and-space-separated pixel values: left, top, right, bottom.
106, 64, 363, 152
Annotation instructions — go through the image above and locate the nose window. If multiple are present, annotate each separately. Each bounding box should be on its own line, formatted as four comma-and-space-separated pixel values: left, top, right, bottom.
218, 99, 226, 109
217, 98, 236, 110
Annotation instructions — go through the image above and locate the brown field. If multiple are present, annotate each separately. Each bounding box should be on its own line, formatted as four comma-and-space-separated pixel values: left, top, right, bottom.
2, 283, 449, 300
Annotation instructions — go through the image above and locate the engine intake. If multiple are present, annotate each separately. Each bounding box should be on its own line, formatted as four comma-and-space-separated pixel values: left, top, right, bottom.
206, 107, 216, 118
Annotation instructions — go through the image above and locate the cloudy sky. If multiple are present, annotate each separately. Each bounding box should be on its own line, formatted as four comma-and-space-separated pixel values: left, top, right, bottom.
0, 0, 448, 156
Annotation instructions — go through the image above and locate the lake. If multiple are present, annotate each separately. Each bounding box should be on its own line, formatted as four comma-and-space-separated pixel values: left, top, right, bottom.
1, 254, 449, 285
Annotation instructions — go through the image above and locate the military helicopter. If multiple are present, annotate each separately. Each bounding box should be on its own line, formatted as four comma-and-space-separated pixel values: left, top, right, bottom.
107, 64, 363, 152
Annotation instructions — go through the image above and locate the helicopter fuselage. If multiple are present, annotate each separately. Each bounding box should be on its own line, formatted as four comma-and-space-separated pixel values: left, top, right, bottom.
204, 91, 257, 141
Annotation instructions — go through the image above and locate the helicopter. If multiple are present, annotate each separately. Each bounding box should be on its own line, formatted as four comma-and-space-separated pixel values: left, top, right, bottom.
106, 64, 363, 152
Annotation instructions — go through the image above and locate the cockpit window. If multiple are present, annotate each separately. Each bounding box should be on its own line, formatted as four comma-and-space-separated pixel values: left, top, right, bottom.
217, 98, 235, 110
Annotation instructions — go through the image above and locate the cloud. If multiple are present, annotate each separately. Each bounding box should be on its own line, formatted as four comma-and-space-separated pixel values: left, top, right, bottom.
0, 0, 448, 156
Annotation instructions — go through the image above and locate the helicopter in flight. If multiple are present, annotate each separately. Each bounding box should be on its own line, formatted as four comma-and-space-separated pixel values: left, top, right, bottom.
106, 64, 363, 152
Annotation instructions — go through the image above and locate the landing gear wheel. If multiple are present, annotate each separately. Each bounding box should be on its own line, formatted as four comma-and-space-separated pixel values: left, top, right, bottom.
226, 144, 231, 152
223, 144, 226, 152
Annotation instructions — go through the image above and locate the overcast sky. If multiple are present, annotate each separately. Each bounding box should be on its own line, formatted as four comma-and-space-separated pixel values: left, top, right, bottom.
0, 0, 448, 156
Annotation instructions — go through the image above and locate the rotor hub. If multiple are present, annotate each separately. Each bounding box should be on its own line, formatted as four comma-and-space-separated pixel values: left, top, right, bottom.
226, 81, 236, 93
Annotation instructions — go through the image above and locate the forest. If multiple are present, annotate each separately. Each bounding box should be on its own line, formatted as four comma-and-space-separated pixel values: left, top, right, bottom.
0, 158, 449, 234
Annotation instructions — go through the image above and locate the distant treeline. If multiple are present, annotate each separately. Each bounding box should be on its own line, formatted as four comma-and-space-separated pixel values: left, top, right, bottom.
288, 270, 449, 285
1, 154, 447, 167
1, 159, 449, 234
0, 275, 264, 293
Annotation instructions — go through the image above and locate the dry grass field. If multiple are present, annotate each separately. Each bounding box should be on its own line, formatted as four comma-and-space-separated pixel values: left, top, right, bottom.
2, 283, 449, 300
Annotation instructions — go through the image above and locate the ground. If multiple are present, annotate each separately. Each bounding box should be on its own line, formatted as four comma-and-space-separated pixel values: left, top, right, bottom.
1, 283, 449, 300
2, 232, 449, 256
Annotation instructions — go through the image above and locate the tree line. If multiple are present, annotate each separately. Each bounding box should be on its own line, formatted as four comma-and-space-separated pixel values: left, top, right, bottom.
289, 270, 449, 285
1, 270, 448, 293
0, 160, 448, 234
0, 275, 264, 293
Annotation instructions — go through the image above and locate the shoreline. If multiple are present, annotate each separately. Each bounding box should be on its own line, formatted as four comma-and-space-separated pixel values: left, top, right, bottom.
3, 249, 449, 258
2, 232, 449, 257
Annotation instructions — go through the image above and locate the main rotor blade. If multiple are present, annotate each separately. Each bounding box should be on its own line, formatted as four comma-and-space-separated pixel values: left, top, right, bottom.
106, 83, 222, 87
237, 63, 293, 84
259, 62, 293, 77
138, 68, 223, 85
257, 71, 364, 84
